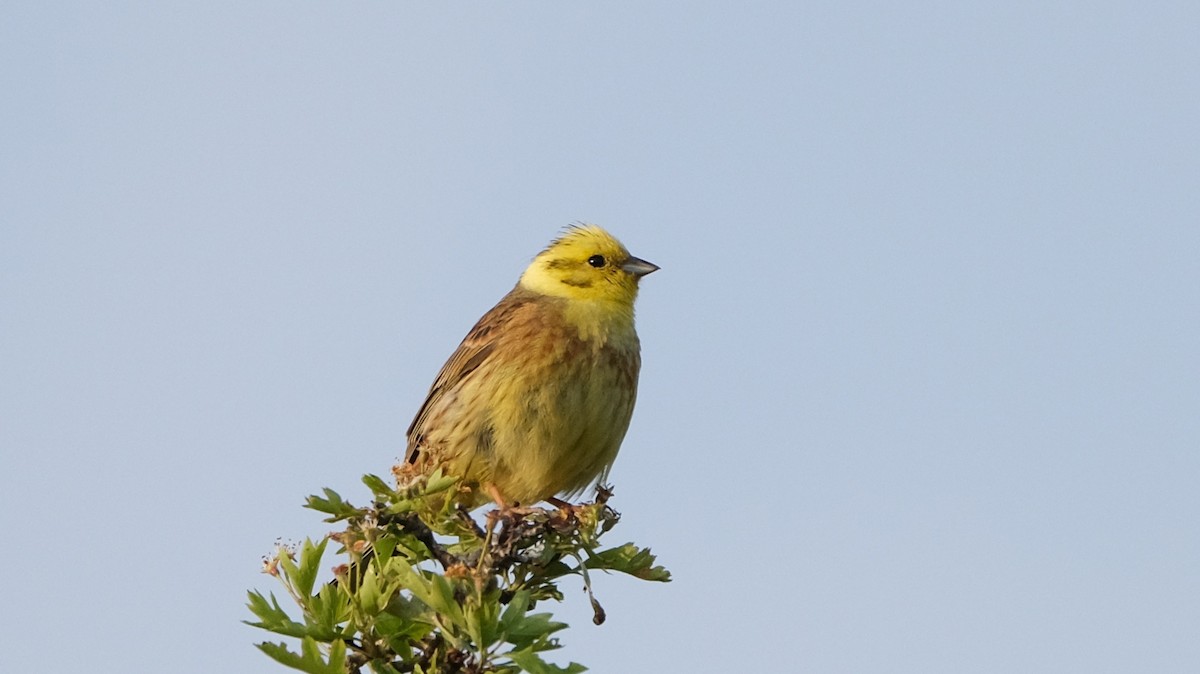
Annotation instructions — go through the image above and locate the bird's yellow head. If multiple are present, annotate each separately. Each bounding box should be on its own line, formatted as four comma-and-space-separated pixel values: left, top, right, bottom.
519, 225, 658, 305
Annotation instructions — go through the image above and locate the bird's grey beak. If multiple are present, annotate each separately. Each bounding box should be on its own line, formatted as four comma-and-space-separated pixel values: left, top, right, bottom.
622, 256, 660, 278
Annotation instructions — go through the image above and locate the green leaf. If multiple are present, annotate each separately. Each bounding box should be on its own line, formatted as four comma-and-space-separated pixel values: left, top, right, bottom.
498, 590, 531, 634
533, 559, 574, 580
376, 609, 433, 645
256, 637, 346, 674
305, 488, 361, 521
325, 638, 347, 674
508, 649, 587, 674
257, 641, 305, 671
392, 532, 439, 563
503, 611, 569, 651
389, 561, 466, 630
362, 473, 392, 497
584, 544, 671, 582
466, 591, 501, 652
308, 583, 351, 639
294, 538, 328, 598
276, 548, 302, 595
358, 565, 381, 615
509, 612, 568, 641
423, 468, 458, 495
429, 573, 467, 629
245, 591, 309, 639
372, 535, 398, 565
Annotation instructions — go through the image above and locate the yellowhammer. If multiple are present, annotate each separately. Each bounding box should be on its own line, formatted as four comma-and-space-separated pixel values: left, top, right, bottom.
398, 225, 657, 508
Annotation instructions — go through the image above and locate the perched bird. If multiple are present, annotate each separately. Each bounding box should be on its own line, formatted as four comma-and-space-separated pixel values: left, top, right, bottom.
399, 225, 658, 508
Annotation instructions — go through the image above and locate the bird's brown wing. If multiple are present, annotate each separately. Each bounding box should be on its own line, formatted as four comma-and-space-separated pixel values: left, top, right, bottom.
404, 287, 533, 465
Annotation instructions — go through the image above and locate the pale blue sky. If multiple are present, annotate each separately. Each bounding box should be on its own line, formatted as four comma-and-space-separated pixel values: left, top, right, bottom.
3, 3, 1198, 672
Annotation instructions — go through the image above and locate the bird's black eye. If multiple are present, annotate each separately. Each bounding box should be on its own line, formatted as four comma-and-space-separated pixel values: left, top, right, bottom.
587, 254, 606, 268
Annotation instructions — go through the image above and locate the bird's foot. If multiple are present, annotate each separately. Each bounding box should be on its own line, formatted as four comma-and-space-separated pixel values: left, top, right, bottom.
545, 496, 588, 526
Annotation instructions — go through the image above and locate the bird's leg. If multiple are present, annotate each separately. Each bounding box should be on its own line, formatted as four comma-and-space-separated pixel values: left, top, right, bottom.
482, 483, 519, 537
478, 483, 528, 579
485, 483, 511, 511
483, 483, 539, 520
481, 483, 509, 542
479, 492, 501, 570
